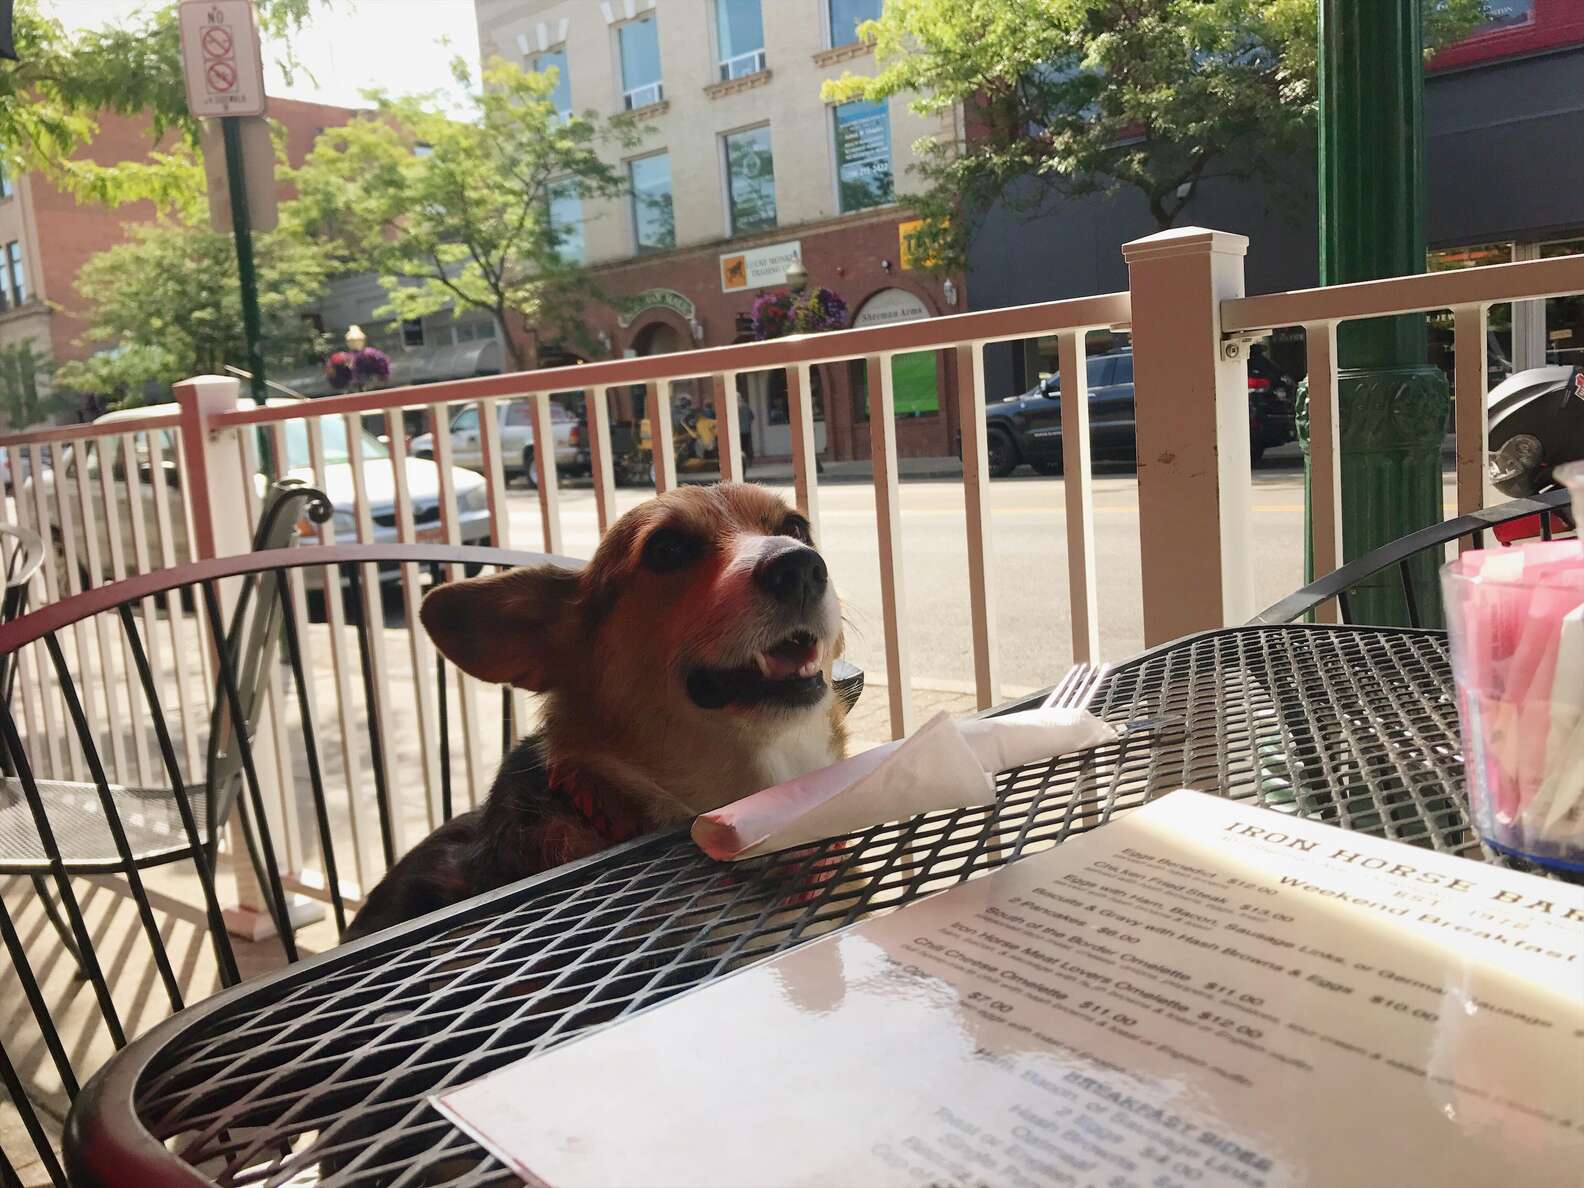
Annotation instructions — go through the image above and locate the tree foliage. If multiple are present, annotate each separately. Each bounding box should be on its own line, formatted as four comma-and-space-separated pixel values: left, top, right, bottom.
823, 0, 1491, 269
1, 0, 323, 207
0, 340, 64, 429
54, 163, 332, 408
289, 59, 637, 370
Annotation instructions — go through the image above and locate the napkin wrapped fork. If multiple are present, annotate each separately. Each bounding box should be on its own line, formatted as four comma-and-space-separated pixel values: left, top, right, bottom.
693, 668, 1116, 861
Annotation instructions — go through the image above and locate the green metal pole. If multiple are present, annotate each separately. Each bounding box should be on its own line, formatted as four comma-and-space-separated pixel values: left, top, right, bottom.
1301, 0, 1452, 626
222, 116, 267, 409
221, 114, 275, 479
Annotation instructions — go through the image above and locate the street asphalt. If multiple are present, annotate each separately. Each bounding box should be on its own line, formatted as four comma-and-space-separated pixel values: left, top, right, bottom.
502, 455, 1459, 699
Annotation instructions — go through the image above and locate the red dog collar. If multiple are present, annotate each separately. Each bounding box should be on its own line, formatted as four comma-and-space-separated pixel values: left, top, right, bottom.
550, 770, 643, 845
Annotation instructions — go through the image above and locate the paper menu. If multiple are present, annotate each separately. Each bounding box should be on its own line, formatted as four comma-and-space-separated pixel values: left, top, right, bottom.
434, 791, 1584, 1188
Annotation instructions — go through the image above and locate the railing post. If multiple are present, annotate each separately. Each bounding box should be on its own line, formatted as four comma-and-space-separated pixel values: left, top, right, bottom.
174, 376, 315, 940
175, 376, 248, 563
1122, 228, 1255, 643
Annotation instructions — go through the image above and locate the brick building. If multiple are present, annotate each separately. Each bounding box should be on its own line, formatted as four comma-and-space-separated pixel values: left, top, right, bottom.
472, 0, 969, 461
0, 96, 358, 422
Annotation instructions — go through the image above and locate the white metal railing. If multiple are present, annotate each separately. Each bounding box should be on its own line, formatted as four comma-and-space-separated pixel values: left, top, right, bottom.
720, 48, 767, 80
1, 226, 1580, 922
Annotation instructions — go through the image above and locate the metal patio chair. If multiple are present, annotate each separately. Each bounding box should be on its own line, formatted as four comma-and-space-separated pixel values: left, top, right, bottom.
0, 523, 45, 715
1251, 488, 1574, 626
0, 480, 331, 974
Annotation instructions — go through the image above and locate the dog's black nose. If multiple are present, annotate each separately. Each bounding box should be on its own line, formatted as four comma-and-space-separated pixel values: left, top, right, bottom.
755, 544, 828, 607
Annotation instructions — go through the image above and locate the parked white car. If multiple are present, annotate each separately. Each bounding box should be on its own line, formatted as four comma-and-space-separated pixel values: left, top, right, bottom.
408, 399, 588, 487
24, 398, 493, 587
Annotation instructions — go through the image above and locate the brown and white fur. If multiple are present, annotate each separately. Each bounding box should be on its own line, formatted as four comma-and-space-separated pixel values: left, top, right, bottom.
344, 482, 847, 940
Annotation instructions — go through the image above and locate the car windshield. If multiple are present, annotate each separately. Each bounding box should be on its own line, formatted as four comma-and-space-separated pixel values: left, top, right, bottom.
273, 417, 390, 470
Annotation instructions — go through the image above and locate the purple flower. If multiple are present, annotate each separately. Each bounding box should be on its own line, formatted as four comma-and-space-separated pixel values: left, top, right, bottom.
354, 347, 391, 383
325, 347, 392, 390
750, 286, 847, 340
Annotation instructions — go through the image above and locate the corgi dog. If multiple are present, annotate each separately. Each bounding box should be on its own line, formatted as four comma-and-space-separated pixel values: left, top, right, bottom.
345, 483, 847, 939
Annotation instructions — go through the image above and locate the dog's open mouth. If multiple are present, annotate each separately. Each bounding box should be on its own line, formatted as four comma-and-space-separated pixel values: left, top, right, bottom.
685, 631, 827, 711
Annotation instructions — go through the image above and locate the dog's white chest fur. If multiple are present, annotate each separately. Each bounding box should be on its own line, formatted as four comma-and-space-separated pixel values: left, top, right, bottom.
748, 714, 843, 793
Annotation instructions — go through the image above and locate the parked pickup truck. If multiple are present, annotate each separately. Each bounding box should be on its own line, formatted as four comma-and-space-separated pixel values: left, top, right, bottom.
408, 399, 590, 487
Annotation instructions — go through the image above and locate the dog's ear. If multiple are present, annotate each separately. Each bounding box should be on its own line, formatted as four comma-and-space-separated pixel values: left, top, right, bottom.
420, 565, 580, 690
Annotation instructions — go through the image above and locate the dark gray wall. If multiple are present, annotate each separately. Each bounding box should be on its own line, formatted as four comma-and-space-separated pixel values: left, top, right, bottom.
969, 44, 1584, 397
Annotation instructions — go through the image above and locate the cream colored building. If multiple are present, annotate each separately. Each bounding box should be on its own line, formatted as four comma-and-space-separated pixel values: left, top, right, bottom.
474, 0, 955, 264
473, 0, 968, 461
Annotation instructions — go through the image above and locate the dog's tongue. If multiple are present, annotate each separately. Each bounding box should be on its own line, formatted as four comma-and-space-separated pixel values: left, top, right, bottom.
757, 638, 820, 682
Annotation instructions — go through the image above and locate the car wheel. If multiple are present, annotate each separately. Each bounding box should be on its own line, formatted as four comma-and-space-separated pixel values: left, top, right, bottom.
1251, 441, 1266, 468
415, 450, 433, 462
986, 428, 1019, 478
1033, 459, 1064, 477
523, 446, 537, 489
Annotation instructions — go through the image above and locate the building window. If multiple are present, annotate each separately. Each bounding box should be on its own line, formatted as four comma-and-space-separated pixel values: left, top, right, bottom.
828, 0, 881, 48
834, 99, 893, 212
0, 159, 11, 200
723, 125, 776, 235
547, 180, 585, 264
402, 318, 425, 348
533, 47, 572, 116
617, 15, 663, 110
455, 316, 496, 343
629, 152, 675, 253
6, 243, 24, 305
715, 0, 765, 80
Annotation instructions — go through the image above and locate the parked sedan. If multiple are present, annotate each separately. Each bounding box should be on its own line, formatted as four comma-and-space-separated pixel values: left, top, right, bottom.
26, 398, 493, 587
981, 349, 1296, 477
408, 399, 590, 487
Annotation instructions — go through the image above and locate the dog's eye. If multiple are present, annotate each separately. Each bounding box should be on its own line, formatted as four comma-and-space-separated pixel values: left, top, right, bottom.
780, 516, 812, 544
641, 528, 702, 573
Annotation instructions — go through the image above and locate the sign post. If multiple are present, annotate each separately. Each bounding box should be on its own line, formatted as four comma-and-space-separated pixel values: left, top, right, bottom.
180, 1, 270, 412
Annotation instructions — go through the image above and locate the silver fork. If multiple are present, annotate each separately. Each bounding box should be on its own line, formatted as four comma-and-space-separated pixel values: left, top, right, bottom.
1040, 662, 1110, 711
1042, 661, 1176, 738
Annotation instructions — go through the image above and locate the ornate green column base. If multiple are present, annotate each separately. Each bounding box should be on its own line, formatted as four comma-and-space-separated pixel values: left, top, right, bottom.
1298, 362, 1451, 627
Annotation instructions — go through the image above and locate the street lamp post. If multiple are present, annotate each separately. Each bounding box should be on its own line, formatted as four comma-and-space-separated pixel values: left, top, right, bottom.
1303, 0, 1452, 626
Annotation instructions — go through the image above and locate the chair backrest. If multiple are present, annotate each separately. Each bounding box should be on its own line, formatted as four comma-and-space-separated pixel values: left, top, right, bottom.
1251, 489, 1575, 626
203, 481, 333, 834
0, 523, 43, 627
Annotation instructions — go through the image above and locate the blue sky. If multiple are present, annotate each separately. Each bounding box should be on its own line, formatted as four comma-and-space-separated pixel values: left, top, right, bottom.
49, 0, 483, 112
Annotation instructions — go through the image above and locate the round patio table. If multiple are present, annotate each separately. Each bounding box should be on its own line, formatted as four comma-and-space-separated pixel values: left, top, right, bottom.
64, 623, 1555, 1187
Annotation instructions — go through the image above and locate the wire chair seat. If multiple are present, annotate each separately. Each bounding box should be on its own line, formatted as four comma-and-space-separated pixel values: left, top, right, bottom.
0, 776, 209, 874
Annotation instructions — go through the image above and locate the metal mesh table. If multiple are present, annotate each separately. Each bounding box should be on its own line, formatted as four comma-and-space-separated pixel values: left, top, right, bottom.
66, 625, 1547, 1187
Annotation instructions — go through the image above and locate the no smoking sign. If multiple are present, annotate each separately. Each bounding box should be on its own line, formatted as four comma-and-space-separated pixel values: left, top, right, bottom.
179, 0, 266, 117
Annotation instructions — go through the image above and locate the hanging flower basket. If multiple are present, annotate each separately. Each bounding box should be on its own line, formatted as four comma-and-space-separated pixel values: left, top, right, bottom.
750, 287, 848, 340
325, 347, 392, 391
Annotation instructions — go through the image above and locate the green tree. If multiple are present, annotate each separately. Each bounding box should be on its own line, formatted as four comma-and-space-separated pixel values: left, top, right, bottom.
289, 59, 637, 370
822, 0, 1490, 271
54, 163, 331, 408
0, 340, 64, 428
1, 0, 322, 207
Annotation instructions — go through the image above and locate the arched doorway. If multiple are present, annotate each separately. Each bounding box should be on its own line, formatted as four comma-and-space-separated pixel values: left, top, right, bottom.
627, 318, 698, 420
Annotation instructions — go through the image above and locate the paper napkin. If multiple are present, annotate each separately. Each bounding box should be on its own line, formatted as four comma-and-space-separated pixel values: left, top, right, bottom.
693, 707, 1116, 861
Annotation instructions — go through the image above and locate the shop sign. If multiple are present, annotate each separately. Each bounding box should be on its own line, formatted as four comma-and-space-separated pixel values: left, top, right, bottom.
719, 240, 803, 293
616, 288, 697, 329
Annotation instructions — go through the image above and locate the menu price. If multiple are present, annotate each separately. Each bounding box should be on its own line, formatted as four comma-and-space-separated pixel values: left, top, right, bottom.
435, 791, 1584, 1188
